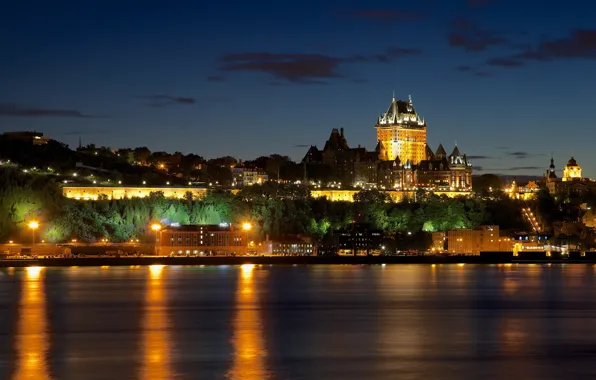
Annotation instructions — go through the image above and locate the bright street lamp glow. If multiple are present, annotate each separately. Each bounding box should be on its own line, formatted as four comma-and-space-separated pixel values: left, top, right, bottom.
242, 223, 252, 231
28, 221, 39, 230
151, 223, 162, 231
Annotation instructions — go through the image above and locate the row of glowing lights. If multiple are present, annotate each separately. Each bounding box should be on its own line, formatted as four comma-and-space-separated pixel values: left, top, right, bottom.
15, 163, 223, 187
6, 221, 253, 244
69, 172, 220, 186
25, 263, 479, 273
522, 207, 542, 232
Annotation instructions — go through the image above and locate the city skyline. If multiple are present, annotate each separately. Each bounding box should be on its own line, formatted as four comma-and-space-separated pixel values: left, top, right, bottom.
1, 0, 595, 177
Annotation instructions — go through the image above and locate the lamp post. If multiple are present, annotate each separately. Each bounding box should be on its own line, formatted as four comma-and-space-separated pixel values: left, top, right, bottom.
151, 223, 162, 255
28, 221, 39, 250
242, 223, 252, 255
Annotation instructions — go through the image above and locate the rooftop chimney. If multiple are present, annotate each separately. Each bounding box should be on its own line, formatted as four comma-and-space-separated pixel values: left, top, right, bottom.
340, 127, 344, 138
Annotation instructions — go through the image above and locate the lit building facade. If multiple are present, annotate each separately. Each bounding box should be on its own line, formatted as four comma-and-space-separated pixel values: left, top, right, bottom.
243, 169, 268, 186
231, 164, 269, 187
446, 225, 513, 255
546, 157, 596, 195
375, 95, 426, 164
158, 224, 246, 255
271, 238, 314, 255
63, 186, 208, 200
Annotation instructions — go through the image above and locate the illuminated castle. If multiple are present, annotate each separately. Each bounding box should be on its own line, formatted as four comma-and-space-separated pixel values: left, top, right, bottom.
302, 93, 473, 191
376, 94, 426, 164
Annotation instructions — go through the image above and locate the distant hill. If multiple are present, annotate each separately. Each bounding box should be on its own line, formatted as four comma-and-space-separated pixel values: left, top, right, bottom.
498, 175, 543, 183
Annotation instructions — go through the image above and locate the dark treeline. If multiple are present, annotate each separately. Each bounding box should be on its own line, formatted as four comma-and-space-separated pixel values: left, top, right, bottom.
0, 168, 528, 244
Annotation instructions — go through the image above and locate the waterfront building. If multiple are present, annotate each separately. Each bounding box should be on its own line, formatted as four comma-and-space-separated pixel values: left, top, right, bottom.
333, 223, 383, 255
270, 236, 314, 255
158, 224, 246, 256
443, 225, 513, 255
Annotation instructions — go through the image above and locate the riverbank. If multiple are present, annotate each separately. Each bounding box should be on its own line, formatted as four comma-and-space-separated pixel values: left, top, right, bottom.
1, 255, 596, 267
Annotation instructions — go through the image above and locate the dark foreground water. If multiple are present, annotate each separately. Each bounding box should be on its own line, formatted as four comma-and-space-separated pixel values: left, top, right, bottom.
1, 264, 596, 380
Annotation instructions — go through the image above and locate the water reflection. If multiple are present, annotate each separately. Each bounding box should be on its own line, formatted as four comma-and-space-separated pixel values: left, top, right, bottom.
13, 266, 51, 380
227, 264, 269, 380
140, 265, 173, 380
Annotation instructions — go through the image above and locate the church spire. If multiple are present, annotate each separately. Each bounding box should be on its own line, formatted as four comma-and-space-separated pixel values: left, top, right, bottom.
392, 90, 395, 102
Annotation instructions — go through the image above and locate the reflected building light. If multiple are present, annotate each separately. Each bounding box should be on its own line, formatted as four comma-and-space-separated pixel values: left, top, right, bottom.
140, 265, 173, 380
14, 266, 51, 380
227, 264, 270, 380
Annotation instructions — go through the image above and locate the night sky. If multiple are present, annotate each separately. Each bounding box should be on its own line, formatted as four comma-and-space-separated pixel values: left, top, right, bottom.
1, 0, 595, 177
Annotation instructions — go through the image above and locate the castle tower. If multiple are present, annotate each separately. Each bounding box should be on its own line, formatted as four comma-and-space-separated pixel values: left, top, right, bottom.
546, 157, 557, 182
375, 94, 427, 164
563, 157, 582, 181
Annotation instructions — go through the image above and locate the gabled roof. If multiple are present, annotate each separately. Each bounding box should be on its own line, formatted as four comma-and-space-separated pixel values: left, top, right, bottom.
450, 145, 461, 158
302, 145, 322, 163
425, 144, 435, 160
435, 144, 447, 158
323, 128, 349, 151
375, 140, 383, 153
417, 157, 450, 171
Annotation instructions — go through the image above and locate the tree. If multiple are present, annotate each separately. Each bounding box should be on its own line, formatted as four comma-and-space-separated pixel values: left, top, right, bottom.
133, 147, 151, 164
353, 189, 390, 204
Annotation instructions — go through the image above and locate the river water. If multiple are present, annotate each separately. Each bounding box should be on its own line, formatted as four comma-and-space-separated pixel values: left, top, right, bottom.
1, 264, 596, 379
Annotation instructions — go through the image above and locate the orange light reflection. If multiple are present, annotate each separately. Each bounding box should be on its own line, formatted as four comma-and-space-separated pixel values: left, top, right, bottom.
14, 266, 50, 380
227, 264, 269, 380
140, 265, 172, 380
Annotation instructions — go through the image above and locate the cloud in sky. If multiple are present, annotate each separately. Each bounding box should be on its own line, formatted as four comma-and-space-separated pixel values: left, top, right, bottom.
217, 49, 421, 84
137, 95, 196, 108
0, 104, 93, 118
502, 166, 542, 171
483, 29, 596, 69
516, 29, 596, 61
448, 19, 507, 52
60, 129, 111, 136
467, 155, 492, 160
486, 57, 525, 67
509, 151, 544, 159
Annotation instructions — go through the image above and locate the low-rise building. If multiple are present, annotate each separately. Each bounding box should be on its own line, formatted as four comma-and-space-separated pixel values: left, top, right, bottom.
158, 224, 247, 256
333, 223, 383, 255
271, 236, 314, 255
1, 131, 53, 145
446, 226, 514, 255
243, 168, 268, 186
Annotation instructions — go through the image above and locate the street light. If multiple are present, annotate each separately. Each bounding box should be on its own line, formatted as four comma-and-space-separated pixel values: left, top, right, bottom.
28, 221, 39, 248
151, 223, 162, 255
242, 223, 252, 255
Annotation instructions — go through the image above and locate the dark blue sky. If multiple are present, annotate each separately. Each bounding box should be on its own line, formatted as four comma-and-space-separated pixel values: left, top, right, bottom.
1, 0, 595, 177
